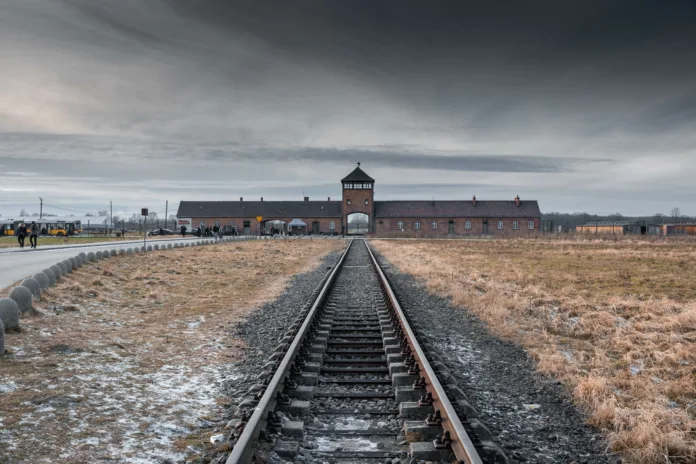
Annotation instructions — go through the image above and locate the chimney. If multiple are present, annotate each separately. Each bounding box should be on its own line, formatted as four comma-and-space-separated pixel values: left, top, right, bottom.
472, 195, 477, 206
328, 197, 330, 201
515, 195, 520, 207
304, 196, 309, 202
261, 197, 264, 202
240, 197, 243, 201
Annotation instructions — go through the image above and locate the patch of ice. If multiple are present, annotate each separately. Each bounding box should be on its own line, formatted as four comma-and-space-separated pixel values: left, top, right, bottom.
0, 381, 18, 393
314, 436, 381, 452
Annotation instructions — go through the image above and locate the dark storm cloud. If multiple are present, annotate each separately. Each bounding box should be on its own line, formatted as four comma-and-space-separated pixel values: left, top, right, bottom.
0, 0, 695, 216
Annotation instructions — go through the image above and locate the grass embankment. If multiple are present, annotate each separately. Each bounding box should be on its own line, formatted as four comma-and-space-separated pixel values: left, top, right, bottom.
0, 239, 346, 462
373, 237, 696, 464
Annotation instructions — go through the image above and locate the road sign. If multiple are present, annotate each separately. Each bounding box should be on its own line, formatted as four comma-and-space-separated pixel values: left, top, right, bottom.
256, 216, 263, 223
141, 208, 149, 216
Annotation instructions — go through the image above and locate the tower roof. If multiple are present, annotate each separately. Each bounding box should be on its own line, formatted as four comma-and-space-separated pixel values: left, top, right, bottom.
341, 163, 375, 183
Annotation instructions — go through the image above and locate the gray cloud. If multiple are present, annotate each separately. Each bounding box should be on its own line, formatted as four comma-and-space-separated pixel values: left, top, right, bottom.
0, 0, 695, 217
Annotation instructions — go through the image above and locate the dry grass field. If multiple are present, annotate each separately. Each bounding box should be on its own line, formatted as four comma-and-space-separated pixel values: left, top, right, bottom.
0, 239, 345, 462
373, 237, 696, 464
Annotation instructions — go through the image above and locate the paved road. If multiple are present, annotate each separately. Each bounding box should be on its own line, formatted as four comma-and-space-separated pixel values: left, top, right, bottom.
0, 237, 204, 290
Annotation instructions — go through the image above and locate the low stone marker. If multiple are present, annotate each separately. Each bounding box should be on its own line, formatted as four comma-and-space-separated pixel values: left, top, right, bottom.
9, 286, 33, 314
110, 249, 117, 257
56, 261, 67, 275
42, 268, 56, 286
0, 319, 4, 356
33, 272, 50, 290
154, 244, 160, 250
87, 252, 96, 262
118, 249, 125, 255
133, 247, 140, 253
21, 278, 41, 299
167, 243, 173, 249
96, 250, 103, 259
126, 248, 133, 254
50, 264, 63, 280
0, 298, 20, 330
72, 256, 81, 267
147, 245, 153, 251
62, 259, 73, 273
78, 252, 87, 261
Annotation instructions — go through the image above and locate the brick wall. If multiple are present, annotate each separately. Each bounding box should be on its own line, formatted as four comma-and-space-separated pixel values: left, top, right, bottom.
190, 216, 342, 234
373, 217, 540, 237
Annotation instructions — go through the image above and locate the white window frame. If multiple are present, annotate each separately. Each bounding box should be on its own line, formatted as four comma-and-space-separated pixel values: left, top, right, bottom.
528, 220, 535, 230
329, 221, 335, 230
397, 220, 404, 231
465, 220, 471, 230
431, 221, 438, 230
414, 221, 421, 230
497, 220, 504, 230
513, 221, 519, 230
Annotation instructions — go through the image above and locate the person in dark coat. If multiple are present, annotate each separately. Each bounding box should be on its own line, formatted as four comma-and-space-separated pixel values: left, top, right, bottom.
180, 225, 186, 237
29, 221, 39, 248
16, 223, 27, 248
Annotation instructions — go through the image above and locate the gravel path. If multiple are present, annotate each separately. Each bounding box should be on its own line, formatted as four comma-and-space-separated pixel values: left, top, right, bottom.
373, 250, 622, 464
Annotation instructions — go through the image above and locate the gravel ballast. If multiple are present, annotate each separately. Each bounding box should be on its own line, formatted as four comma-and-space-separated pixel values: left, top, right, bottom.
373, 249, 621, 464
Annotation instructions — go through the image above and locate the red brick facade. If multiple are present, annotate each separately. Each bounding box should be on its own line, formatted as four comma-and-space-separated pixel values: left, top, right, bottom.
177, 164, 541, 237
374, 217, 541, 237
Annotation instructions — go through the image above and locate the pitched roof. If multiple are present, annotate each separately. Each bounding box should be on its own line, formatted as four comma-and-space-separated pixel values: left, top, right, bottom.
374, 200, 541, 218
177, 201, 342, 218
341, 165, 375, 183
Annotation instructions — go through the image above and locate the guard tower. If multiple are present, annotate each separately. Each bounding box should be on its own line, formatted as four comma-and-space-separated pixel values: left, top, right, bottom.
341, 163, 375, 234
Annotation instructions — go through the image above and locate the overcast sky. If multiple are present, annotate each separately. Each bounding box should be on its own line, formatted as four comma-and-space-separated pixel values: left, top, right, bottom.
1, 0, 695, 217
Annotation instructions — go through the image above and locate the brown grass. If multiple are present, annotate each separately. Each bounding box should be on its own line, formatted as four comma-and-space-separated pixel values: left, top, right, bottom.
372, 237, 696, 464
0, 239, 345, 462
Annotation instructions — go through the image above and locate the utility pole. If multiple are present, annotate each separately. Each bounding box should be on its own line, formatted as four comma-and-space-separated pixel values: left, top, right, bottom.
110, 201, 113, 236
165, 200, 168, 230
39, 197, 43, 219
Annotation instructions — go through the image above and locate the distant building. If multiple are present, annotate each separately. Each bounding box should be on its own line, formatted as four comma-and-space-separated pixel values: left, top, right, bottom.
177, 164, 542, 237
576, 221, 660, 235
660, 223, 696, 236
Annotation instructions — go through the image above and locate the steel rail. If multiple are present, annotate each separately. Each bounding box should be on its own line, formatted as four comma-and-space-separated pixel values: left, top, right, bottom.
226, 239, 354, 464
365, 240, 483, 464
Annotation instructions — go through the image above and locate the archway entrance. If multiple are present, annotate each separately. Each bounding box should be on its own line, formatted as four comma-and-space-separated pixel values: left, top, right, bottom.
264, 220, 286, 235
347, 213, 370, 235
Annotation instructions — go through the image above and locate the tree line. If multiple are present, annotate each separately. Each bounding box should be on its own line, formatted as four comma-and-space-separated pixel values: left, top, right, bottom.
542, 208, 692, 231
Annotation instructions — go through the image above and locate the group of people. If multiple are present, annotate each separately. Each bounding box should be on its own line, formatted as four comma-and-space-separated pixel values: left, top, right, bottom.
180, 224, 238, 239
16, 221, 40, 248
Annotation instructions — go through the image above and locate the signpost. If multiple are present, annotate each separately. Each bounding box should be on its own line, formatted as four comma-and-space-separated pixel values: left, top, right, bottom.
257, 216, 263, 236
142, 208, 149, 250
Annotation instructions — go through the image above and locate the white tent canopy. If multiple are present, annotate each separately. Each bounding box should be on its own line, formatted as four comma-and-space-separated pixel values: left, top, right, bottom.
288, 218, 307, 227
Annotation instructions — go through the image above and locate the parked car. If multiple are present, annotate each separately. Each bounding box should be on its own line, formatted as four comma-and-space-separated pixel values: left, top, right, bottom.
147, 228, 174, 236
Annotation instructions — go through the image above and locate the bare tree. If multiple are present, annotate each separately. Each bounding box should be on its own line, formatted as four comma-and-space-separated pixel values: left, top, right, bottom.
19, 209, 28, 217
97, 209, 108, 216
670, 207, 681, 219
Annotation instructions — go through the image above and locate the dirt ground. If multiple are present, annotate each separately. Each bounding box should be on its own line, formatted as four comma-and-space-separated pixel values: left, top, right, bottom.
372, 237, 696, 464
0, 238, 345, 463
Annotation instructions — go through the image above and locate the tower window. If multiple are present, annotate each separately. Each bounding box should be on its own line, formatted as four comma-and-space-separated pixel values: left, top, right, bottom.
364, 199, 368, 205
347, 199, 351, 205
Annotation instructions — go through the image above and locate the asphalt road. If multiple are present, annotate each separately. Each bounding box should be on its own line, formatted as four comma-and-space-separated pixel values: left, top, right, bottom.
0, 236, 203, 290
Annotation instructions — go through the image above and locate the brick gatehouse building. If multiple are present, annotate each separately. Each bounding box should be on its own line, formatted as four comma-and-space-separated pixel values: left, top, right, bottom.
176, 164, 541, 237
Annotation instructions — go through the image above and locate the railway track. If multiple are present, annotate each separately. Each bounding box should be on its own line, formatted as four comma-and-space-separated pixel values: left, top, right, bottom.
225, 239, 497, 464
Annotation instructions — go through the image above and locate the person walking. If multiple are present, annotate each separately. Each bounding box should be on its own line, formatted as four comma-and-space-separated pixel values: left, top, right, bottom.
29, 221, 39, 248
16, 223, 27, 248
180, 225, 186, 238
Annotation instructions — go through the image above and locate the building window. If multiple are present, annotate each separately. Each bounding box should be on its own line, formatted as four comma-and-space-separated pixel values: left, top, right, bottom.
329, 221, 335, 230
513, 221, 519, 230
397, 221, 404, 230
528, 220, 535, 230
431, 221, 437, 230
347, 199, 351, 205
465, 220, 471, 230
414, 221, 421, 230
214, 221, 220, 227
364, 199, 369, 205
497, 221, 503, 230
